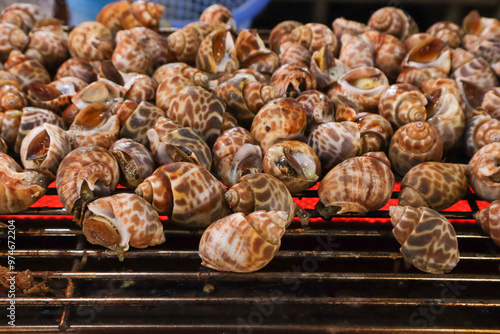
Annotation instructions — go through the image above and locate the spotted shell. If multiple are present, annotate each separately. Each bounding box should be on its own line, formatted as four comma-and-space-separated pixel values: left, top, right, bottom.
109, 138, 154, 189
270, 63, 316, 98
0, 80, 26, 112
279, 42, 311, 68
289, 23, 338, 54
96, 0, 164, 36
0, 23, 29, 62
339, 34, 373, 70
120, 101, 165, 146
368, 7, 419, 40
474, 200, 500, 246
426, 21, 464, 48
55, 58, 101, 84
389, 206, 459, 274
250, 97, 307, 152
200, 4, 236, 32
27, 78, 87, 114
451, 57, 498, 91
15, 107, 65, 153
482, 88, 500, 119
81, 193, 165, 255
68, 21, 113, 60
306, 121, 361, 173
5, 51, 51, 90
235, 29, 279, 75
468, 142, 500, 202
20, 123, 71, 175
199, 210, 287, 273
426, 92, 465, 151
332, 17, 370, 39
212, 126, 263, 187
399, 162, 469, 211
225, 173, 295, 227
155, 73, 195, 112
0, 109, 22, 148
71, 81, 123, 112
0, 3, 46, 33
263, 140, 321, 193
354, 113, 393, 154
319, 152, 394, 214
378, 83, 428, 129
421, 77, 465, 112
455, 79, 487, 122
135, 162, 230, 228
388, 121, 443, 177
296, 90, 335, 134
214, 74, 282, 129
56, 146, 120, 220
0, 151, 54, 214
196, 29, 239, 76
310, 45, 347, 90
166, 86, 224, 146
269, 20, 302, 54
152, 62, 209, 88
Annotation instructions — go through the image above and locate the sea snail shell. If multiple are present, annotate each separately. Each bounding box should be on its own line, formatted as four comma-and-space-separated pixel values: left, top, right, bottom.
474, 200, 500, 246
109, 138, 154, 189
467, 142, 500, 202
199, 210, 288, 273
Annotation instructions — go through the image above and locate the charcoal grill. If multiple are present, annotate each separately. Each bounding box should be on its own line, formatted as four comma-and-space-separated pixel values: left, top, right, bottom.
1, 28, 500, 333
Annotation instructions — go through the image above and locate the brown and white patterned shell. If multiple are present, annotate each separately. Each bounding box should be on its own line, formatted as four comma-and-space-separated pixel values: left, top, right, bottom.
368, 7, 419, 40
235, 29, 279, 74
478, 39, 500, 75
421, 77, 465, 112
296, 90, 335, 134
82, 193, 165, 254
196, 29, 239, 76
466, 109, 500, 157
200, 4, 236, 32
212, 126, 262, 187
96, 1, 164, 36
155, 73, 194, 112
306, 121, 361, 173
451, 57, 498, 91
263, 140, 321, 193
167, 86, 224, 146
427, 92, 465, 151
109, 138, 154, 189
397, 38, 451, 87
27, 79, 82, 114
279, 42, 311, 67
20, 123, 71, 175
0, 109, 22, 148
0, 151, 54, 214
0, 23, 29, 62
456, 79, 487, 122
378, 83, 428, 129
71, 81, 122, 111
310, 45, 347, 90
426, 21, 464, 48
328, 67, 389, 113
0, 80, 26, 112
354, 113, 393, 154
389, 206, 459, 274
214, 74, 282, 129
225, 173, 295, 226
269, 20, 302, 54
24, 19, 68, 71
167, 22, 225, 63
152, 62, 209, 88
120, 101, 164, 146
332, 17, 370, 39
250, 97, 307, 152
270, 63, 317, 98
403, 33, 434, 51
199, 210, 287, 273
147, 125, 212, 171
68, 21, 113, 60
68, 103, 119, 149
399, 162, 469, 211
474, 200, 500, 246
339, 34, 373, 70
0, 3, 46, 32
462, 11, 500, 54
388, 121, 443, 177
482, 88, 500, 120
319, 152, 394, 214
450, 48, 475, 73
5, 51, 50, 90
15, 107, 64, 153
135, 162, 230, 228
468, 142, 500, 202
55, 58, 100, 84
289, 23, 338, 54
56, 146, 120, 220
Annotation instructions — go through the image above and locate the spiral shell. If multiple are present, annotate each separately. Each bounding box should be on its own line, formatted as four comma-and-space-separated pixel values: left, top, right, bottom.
225, 173, 295, 226
270, 63, 317, 98
482, 87, 500, 120
55, 58, 101, 84
235, 29, 279, 74
339, 34, 373, 70
0, 3, 46, 33
310, 44, 347, 90
68, 21, 113, 60
0, 151, 54, 214
426, 21, 464, 48
214, 74, 282, 129
20, 123, 71, 175
306, 121, 360, 173
5, 51, 50, 90
56, 146, 120, 220
474, 200, 500, 246
328, 67, 389, 113
82, 193, 165, 254
279, 42, 311, 67
319, 152, 394, 214
120, 101, 165, 146
109, 138, 154, 189
196, 29, 239, 76
96, 0, 164, 36
152, 62, 209, 88
389, 206, 459, 274
332, 17, 370, 39
378, 83, 428, 129
296, 90, 335, 134
135, 162, 230, 228
427, 92, 465, 152
354, 113, 393, 154
200, 4, 236, 32
388, 121, 443, 177
15, 107, 64, 153
0, 23, 29, 62
212, 127, 263, 187
263, 140, 321, 193
250, 97, 307, 152
368, 7, 419, 40
269, 20, 302, 54
71, 81, 123, 112
451, 57, 498, 91
166, 86, 224, 146
199, 210, 287, 273
399, 162, 469, 211
421, 77, 465, 112
0, 80, 26, 112
468, 142, 500, 202
289, 23, 338, 55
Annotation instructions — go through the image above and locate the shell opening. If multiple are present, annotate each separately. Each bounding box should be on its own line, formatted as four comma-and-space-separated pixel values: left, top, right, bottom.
72, 103, 110, 130
25, 129, 50, 165
283, 149, 319, 181
350, 77, 382, 90
28, 83, 62, 101
229, 144, 263, 184
112, 150, 139, 188
82, 214, 121, 249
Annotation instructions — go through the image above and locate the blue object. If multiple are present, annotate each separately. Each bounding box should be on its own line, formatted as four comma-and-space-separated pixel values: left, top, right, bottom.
66, 0, 271, 29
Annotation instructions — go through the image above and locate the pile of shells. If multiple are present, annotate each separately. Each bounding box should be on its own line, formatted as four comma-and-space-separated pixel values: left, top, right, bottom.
1, 1, 499, 274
